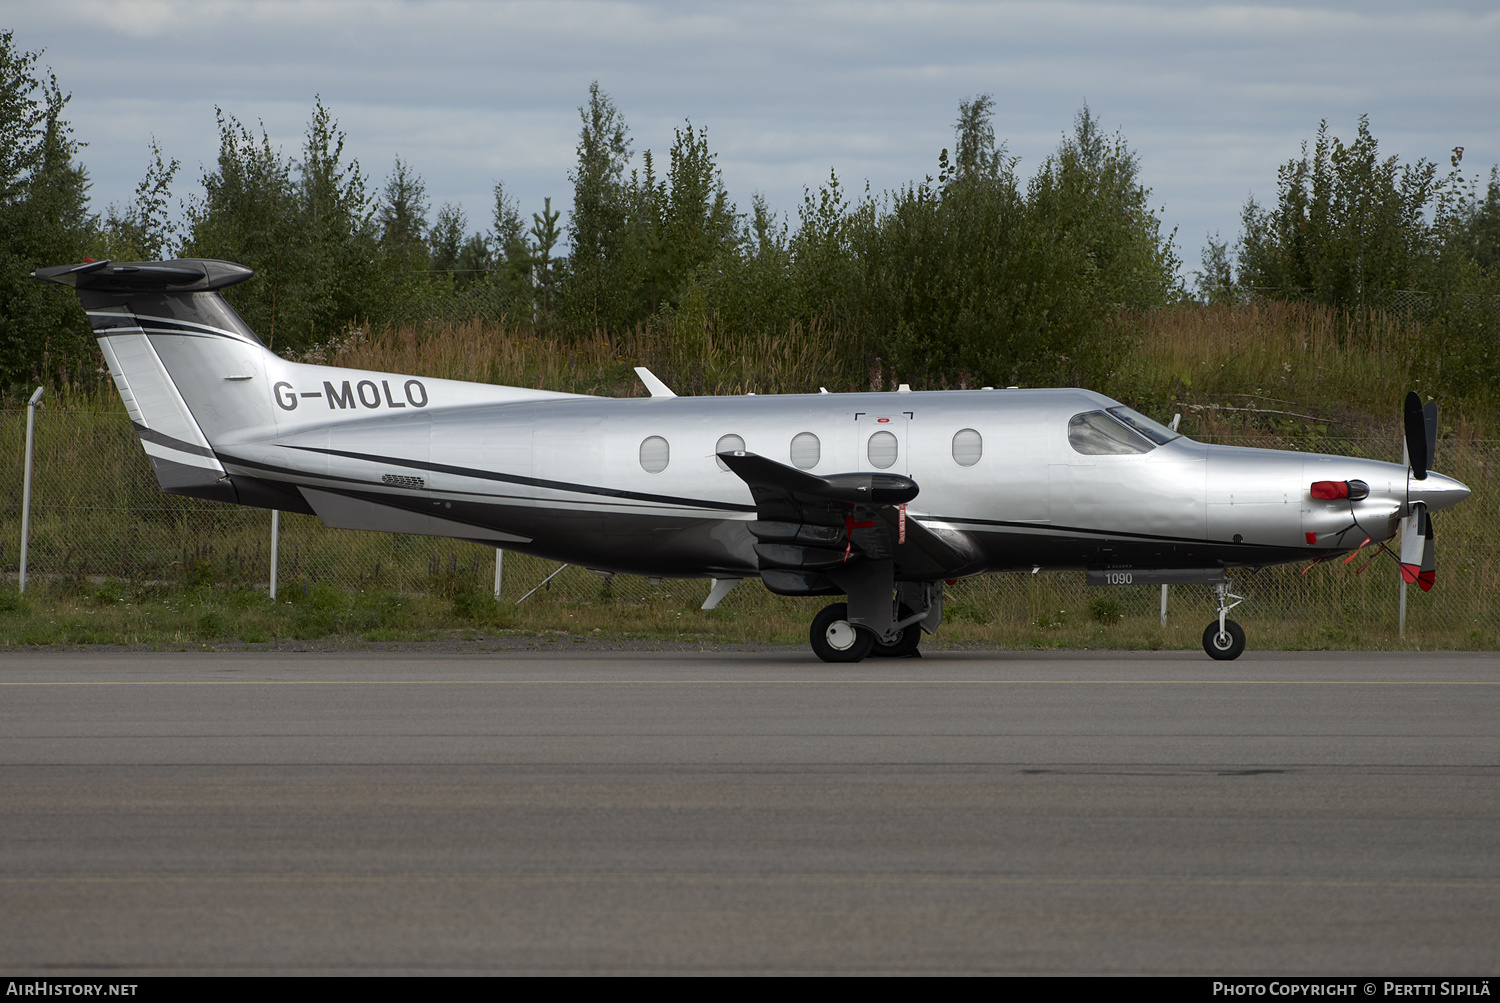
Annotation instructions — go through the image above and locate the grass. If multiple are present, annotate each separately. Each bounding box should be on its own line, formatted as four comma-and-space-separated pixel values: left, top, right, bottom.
302, 313, 849, 398
3, 560, 1494, 651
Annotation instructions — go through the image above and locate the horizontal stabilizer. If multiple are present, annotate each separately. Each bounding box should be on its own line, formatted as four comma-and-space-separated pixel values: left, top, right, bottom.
33, 258, 254, 294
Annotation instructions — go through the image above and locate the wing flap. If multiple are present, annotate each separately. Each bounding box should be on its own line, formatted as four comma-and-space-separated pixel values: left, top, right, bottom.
720, 450, 974, 587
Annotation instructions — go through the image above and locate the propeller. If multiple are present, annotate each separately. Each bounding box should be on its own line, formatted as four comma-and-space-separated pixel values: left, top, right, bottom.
1398, 503, 1436, 592
1403, 391, 1437, 480
1400, 391, 1440, 590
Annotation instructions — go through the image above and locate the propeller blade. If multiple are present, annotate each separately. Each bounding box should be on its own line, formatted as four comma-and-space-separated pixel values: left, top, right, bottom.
1399, 502, 1426, 586
1419, 513, 1435, 592
1423, 400, 1438, 473
1404, 392, 1430, 480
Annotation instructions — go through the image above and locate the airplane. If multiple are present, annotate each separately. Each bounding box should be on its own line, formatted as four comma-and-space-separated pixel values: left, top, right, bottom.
34, 258, 1472, 661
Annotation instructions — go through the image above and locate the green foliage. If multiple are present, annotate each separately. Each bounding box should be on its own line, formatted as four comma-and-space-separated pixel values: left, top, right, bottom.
92, 580, 126, 606
378, 155, 429, 263
1467, 168, 1500, 274
789, 168, 869, 334
0, 30, 95, 389
529, 196, 562, 320
483, 180, 535, 312
851, 104, 1180, 388
1026, 106, 1182, 316
565, 80, 633, 333
1237, 117, 1500, 396
181, 99, 390, 353
1195, 234, 1235, 305
374, 156, 434, 318
180, 109, 300, 346
451, 590, 501, 622
1089, 594, 1123, 625
0, 587, 24, 614
427, 202, 468, 276
97, 137, 180, 262
952, 93, 1010, 183
1239, 117, 1453, 303
563, 91, 744, 339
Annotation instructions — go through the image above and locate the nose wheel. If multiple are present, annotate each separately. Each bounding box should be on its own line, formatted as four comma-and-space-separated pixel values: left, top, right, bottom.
1201, 580, 1247, 660
1202, 619, 1246, 660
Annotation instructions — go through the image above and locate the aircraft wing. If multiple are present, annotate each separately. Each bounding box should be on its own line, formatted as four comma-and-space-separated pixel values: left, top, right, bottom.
718, 451, 974, 590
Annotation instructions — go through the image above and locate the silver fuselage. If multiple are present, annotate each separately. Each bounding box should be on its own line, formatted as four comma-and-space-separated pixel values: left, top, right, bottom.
219, 373, 1468, 581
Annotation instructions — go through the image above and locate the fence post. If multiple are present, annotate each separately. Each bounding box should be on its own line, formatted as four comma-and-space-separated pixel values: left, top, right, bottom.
1398, 579, 1407, 637
494, 549, 504, 599
269, 510, 280, 599
1160, 584, 1168, 628
18, 387, 43, 594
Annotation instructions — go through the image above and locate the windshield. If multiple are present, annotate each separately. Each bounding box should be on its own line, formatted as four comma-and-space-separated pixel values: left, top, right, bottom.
1068, 411, 1153, 455
1107, 406, 1181, 445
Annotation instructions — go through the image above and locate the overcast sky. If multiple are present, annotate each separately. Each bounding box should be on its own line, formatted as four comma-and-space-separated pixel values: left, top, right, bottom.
8, 0, 1499, 278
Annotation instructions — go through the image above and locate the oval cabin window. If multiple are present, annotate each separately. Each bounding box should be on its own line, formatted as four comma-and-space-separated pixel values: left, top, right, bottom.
714, 433, 745, 471
790, 431, 820, 470
640, 435, 670, 473
867, 430, 899, 469
952, 428, 982, 466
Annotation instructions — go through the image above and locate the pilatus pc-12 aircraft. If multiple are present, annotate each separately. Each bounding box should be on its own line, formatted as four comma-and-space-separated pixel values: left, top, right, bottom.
36, 258, 1471, 661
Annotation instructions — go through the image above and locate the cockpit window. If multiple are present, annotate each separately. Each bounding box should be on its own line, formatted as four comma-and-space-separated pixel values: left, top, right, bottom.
1107, 405, 1181, 445
1068, 411, 1154, 455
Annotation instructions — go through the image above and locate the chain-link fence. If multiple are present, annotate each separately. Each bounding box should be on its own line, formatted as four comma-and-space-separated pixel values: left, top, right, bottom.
1243, 286, 1500, 320
4, 406, 1497, 635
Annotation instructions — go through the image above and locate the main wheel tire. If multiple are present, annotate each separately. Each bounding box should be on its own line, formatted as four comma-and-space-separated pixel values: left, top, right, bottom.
1202, 618, 1247, 660
869, 605, 923, 658
810, 603, 873, 663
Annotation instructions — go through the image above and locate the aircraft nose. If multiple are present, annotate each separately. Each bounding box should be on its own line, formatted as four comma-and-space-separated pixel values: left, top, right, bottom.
1409, 471, 1470, 512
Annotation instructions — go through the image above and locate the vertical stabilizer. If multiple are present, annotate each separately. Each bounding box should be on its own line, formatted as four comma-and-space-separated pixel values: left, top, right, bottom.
34, 259, 261, 504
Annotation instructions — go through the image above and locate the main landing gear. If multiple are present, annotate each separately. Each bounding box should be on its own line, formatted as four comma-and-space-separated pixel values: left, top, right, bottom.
809, 594, 935, 663
1202, 580, 1247, 660
869, 606, 924, 658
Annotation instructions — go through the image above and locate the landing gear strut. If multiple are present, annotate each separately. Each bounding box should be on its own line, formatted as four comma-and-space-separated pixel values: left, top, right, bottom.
868, 604, 923, 658
1202, 580, 1246, 660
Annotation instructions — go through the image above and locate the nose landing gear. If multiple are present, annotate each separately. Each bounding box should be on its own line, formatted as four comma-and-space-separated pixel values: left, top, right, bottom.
1202, 580, 1246, 660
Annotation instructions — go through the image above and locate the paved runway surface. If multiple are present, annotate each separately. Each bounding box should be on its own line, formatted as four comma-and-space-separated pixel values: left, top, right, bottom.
1, 647, 1496, 975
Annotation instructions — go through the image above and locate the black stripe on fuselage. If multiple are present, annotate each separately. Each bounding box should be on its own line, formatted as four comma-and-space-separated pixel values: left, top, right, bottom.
929, 513, 1327, 564
217, 450, 604, 509
248, 445, 758, 514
